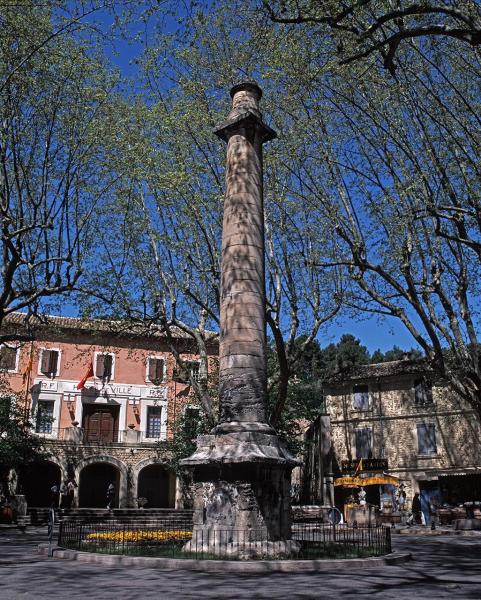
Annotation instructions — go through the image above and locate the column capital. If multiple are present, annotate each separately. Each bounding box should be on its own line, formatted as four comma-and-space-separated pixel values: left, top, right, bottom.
214, 80, 277, 144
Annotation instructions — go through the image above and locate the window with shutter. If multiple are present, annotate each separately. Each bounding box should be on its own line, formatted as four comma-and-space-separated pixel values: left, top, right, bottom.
355, 428, 372, 459
184, 361, 201, 382
40, 350, 59, 376
96, 353, 113, 380
103, 354, 113, 379
417, 423, 437, 455
95, 353, 105, 377
0, 346, 17, 371
353, 384, 369, 410
173, 360, 202, 383
148, 358, 164, 384
414, 378, 433, 405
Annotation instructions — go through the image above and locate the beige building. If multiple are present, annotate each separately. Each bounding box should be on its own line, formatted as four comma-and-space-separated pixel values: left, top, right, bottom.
324, 359, 481, 516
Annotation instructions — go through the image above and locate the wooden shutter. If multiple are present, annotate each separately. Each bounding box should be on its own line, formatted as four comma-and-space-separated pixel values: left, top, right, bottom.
149, 358, 164, 383
41, 350, 51, 374
96, 354, 105, 378
48, 350, 58, 375
355, 428, 372, 459
0, 346, 16, 370
103, 354, 113, 379
148, 358, 157, 382
155, 359, 164, 382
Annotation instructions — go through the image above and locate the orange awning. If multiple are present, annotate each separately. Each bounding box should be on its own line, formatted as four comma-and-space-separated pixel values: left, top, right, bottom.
334, 473, 400, 487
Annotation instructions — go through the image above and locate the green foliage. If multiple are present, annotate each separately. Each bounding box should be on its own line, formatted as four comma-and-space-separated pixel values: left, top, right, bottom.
371, 346, 423, 363
164, 408, 211, 475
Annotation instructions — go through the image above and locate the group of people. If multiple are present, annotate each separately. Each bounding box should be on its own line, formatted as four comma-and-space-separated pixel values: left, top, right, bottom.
50, 479, 76, 508
50, 481, 116, 509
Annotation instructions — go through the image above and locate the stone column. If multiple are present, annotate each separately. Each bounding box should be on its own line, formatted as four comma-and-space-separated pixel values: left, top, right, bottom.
181, 82, 299, 558
215, 81, 275, 433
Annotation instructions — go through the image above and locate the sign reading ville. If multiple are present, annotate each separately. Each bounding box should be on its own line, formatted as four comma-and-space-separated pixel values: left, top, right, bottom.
38, 379, 167, 399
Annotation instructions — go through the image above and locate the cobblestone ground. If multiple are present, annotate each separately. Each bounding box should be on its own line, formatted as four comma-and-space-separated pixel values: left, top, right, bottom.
1, 527, 481, 599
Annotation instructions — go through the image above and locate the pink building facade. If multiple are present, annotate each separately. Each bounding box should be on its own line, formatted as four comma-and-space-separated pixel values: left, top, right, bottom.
3, 314, 217, 510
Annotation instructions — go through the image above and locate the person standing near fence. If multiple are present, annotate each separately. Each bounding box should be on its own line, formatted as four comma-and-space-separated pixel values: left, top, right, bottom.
50, 484, 60, 508
106, 483, 115, 510
59, 482, 68, 508
66, 479, 76, 509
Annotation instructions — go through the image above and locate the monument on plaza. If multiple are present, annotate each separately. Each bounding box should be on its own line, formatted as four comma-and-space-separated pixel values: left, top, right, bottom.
181, 81, 299, 558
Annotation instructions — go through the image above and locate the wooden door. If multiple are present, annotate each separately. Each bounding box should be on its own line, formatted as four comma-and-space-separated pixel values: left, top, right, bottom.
83, 405, 119, 442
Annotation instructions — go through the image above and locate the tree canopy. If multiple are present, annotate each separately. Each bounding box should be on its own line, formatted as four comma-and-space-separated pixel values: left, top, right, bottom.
2, 1, 481, 425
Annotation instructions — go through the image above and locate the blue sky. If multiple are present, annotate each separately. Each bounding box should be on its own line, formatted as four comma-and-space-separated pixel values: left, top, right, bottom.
63, 4, 421, 355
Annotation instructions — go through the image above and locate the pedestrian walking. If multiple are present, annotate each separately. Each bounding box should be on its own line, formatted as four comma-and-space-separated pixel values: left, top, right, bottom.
412, 492, 422, 525
59, 482, 68, 508
66, 479, 76, 509
50, 484, 60, 508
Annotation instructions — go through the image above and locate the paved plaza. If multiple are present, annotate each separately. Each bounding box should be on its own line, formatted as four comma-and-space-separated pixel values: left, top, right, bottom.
0, 527, 480, 599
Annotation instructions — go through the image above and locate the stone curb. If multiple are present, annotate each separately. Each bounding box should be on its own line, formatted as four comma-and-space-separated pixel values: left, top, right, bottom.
393, 529, 481, 537
38, 544, 411, 573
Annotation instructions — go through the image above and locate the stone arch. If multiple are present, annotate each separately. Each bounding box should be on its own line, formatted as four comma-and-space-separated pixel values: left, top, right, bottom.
18, 460, 63, 507
76, 455, 129, 508
132, 457, 176, 508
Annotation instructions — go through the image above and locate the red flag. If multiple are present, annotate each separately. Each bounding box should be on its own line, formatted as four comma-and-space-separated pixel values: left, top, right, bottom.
77, 362, 94, 390
22, 354, 33, 385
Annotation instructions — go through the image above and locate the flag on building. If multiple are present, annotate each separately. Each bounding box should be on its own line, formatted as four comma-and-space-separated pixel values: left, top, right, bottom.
77, 362, 94, 390
22, 351, 33, 385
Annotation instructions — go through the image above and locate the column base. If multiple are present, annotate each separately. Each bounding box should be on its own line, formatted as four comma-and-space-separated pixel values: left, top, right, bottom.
180, 431, 301, 558
213, 421, 275, 434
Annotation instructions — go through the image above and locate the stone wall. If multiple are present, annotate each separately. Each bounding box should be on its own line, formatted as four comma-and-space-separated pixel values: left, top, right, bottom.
326, 374, 481, 499
35, 439, 179, 508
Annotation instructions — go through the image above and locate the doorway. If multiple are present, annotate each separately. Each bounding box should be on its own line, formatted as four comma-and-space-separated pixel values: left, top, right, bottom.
419, 480, 441, 525
79, 463, 120, 508
82, 403, 119, 443
18, 461, 61, 507
137, 464, 172, 508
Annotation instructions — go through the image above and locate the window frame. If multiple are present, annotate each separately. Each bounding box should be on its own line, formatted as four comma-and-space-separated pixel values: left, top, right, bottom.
0, 344, 20, 372
185, 360, 201, 383
354, 427, 373, 459
145, 405, 163, 439
413, 377, 434, 406
34, 399, 55, 434
140, 399, 167, 442
416, 422, 437, 456
145, 356, 166, 385
37, 348, 62, 378
352, 384, 370, 411
94, 351, 116, 382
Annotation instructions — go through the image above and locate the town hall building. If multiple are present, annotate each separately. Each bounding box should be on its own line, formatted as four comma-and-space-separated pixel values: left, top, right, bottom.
1, 313, 217, 510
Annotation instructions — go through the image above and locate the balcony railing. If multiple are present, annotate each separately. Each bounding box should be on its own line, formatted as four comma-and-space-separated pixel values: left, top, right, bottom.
33, 427, 167, 444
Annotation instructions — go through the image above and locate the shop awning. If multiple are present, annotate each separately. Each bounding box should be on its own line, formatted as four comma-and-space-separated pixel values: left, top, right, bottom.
334, 473, 400, 487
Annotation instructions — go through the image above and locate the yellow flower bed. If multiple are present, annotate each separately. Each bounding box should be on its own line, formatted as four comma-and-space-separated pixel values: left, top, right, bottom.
85, 530, 191, 543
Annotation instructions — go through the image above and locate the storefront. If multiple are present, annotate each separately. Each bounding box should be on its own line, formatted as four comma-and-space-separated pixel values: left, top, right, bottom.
334, 472, 402, 524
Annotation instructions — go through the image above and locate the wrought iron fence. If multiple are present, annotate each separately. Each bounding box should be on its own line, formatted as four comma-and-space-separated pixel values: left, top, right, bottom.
58, 518, 391, 560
